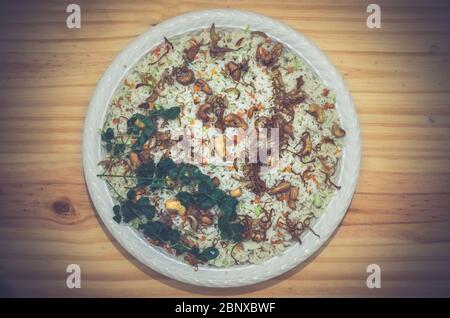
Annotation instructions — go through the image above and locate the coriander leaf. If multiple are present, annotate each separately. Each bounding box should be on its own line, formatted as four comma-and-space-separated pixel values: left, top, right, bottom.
113, 143, 125, 156
180, 175, 191, 185
142, 124, 155, 138
218, 216, 243, 242
113, 215, 122, 223
176, 191, 196, 208
218, 216, 232, 240
127, 189, 136, 200
230, 223, 245, 242
134, 203, 156, 219
141, 221, 180, 244
190, 246, 219, 262
121, 201, 138, 223
113, 205, 121, 216
218, 195, 238, 218
161, 106, 181, 119
156, 157, 177, 178
198, 180, 213, 194
105, 141, 113, 152
137, 197, 150, 206
135, 161, 156, 186
198, 247, 219, 261
194, 193, 216, 210
149, 106, 180, 120
102, 128, 114, 141
148, 178, 165, 190
210, 188, 225, 202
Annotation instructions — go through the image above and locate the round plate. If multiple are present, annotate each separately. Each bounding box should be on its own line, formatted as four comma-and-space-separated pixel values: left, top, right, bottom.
83, 9, 361, 287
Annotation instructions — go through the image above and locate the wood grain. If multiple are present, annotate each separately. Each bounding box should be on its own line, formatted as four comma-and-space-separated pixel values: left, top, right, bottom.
0, 0, 449, 297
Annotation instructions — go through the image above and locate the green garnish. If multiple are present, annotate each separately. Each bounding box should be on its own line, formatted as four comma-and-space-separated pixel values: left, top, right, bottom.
149, 106, 181, 120
124, 106, 180, 151
255, 205, 262, 217
313, 193, 322, 208
101, 128, 114, 141
112, 196, 156, 224
100, 127, 126, 155
112, 190, 219, 262
100, 157, 243, 263
134, 158, 244, 242
141, 220, 219, 259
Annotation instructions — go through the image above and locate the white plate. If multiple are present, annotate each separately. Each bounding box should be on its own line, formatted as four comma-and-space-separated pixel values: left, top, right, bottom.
83, 9, 361, 287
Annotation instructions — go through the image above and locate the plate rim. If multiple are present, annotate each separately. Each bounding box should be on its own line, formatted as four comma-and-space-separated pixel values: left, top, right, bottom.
82, 8, 361, 288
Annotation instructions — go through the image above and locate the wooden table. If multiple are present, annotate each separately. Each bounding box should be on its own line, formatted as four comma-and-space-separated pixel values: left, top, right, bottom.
0, 0, 449, 297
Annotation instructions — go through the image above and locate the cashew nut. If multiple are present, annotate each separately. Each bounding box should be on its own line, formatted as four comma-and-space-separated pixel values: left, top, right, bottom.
230, 188, 242, 198
164, 199, 186, 216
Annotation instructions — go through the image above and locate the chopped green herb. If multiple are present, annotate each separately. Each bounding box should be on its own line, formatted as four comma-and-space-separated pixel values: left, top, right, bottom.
140, 221, 219, 261
114, 197, 156, 223
123, 107, 180, 152
113, 143, 125, 156
101, 128, 114, 141
141, 221, 180, 244
313, 193, 322, 208
191, 246, 219, 262
149, 106, 181, 120
255, 205, 262, 217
